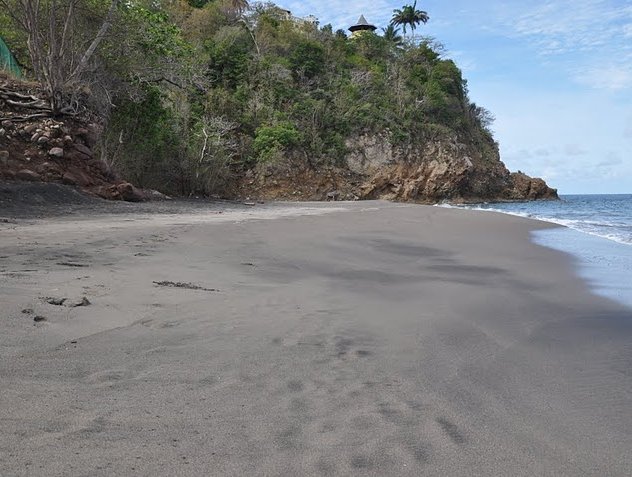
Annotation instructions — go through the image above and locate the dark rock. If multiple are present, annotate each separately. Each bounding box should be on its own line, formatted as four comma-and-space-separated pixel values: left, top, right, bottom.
48, 147, 64, 158
33, 315, 47, 322
507, 172, 558, 201
117, 182, 145, 202
326, 190, 340, 201
46, 297, 67, 306
36, 161, 63, 176
73, 143, 93, 159
16, 169, 41, 182
75, 128, 97, 147
62, 168, 93, 187
23, 124, 38, 134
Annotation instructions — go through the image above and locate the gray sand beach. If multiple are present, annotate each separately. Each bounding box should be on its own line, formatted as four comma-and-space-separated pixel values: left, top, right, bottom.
1, 200, 631, 476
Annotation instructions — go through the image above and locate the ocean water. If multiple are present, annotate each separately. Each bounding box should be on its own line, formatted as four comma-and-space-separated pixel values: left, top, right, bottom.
440, 195, 632, 309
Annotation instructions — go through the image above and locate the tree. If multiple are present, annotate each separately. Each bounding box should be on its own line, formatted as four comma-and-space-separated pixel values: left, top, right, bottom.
0, 0, 121, 114
382, 25, 403, 47
391, 1, 429, 39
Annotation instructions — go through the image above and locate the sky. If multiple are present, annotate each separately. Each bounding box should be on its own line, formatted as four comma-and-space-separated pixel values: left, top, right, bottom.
282, 0, 632, 194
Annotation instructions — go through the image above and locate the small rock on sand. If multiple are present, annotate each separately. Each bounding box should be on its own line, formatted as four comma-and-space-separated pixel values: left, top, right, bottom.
69, 297, 91, 307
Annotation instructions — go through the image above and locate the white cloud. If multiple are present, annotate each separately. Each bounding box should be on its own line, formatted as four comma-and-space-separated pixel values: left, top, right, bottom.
596, 154, 622, 168
509, 0, 632, 54
574, 63, 632, 91
564, 144, 587, 156
498, 1, 632, 91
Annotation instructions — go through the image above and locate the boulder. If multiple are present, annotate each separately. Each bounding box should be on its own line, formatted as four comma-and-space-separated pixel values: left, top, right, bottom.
87, 158, 112, 177
16, 169, 41, 182
508, 172, 558, 201
93, 185, 118, 200
48, 147, 64, 158
75, 127, 97, 147
36, 161, 63, 175
116, 182, 145, 202
73, 143, 93, 159
23, 124, 38, 134
62, 168, 93, 187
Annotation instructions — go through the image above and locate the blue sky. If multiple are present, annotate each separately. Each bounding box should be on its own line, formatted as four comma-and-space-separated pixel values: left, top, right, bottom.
283, 0, 632, 194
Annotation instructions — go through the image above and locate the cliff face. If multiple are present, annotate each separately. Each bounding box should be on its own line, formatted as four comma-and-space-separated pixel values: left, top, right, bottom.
348, 132, 558, 203
237, 132, 558, 203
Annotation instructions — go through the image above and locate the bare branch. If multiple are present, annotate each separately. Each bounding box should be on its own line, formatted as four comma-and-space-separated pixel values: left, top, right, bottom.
70, 0, 120, 80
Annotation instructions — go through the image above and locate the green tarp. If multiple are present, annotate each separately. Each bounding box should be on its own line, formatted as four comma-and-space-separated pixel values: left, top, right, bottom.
0, 36, 21, 77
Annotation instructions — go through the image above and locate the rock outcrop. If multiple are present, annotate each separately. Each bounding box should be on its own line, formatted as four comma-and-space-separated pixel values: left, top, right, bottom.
237, 131, 558, 203
347, 133, 557, 203
506, 172, 558, 201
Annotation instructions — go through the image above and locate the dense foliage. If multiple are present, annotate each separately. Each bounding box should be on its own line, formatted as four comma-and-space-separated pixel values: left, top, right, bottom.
2, 0, 496, 196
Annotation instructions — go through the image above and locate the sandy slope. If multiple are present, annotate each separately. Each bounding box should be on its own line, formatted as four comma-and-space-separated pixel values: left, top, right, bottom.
1, 201, 631, 476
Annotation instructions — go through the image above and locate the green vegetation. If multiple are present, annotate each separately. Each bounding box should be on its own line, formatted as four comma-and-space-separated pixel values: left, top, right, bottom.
1, 1, 496, 196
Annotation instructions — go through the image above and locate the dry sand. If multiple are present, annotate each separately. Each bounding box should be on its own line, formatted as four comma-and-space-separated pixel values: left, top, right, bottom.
1, 200, 631, 476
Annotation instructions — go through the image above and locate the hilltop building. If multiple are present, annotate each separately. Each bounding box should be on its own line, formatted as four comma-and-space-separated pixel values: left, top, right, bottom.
349, 15, 377, 37
274, 7, 318, 26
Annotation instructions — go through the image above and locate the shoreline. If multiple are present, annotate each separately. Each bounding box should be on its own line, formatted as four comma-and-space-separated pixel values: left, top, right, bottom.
532, 227, 632, 309
1, 201, 631, 475
436, 198, 632, 310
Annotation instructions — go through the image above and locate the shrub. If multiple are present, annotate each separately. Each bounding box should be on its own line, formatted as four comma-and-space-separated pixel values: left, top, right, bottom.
253, 122, 302, 162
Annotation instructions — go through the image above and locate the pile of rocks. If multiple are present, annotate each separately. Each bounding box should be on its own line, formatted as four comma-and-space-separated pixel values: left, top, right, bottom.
0, 117, 146, 202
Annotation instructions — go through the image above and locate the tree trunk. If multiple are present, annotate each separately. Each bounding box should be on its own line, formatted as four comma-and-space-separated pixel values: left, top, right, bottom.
71, 0, 120, 80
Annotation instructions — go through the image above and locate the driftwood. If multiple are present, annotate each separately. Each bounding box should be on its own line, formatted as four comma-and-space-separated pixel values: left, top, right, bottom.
0, 113, 51, 122
0, 84, 55, 123
1, 88, 50, 109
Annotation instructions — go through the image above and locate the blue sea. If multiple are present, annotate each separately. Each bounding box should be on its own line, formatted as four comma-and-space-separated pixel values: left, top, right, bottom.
444, 195, 632, 309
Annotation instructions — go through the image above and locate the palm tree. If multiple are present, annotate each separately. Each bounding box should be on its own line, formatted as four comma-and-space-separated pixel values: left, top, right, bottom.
391, 1, 429, 39
382, 25, 404, 47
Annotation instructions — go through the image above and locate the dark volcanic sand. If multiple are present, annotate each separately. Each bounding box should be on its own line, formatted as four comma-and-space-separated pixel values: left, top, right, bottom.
1, 198, 631, 476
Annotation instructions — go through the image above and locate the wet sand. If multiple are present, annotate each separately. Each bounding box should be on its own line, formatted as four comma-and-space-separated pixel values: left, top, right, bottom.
1, 200, 631, 476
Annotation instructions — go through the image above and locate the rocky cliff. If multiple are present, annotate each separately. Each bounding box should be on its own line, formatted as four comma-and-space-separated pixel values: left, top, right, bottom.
236, 132, 558, 203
